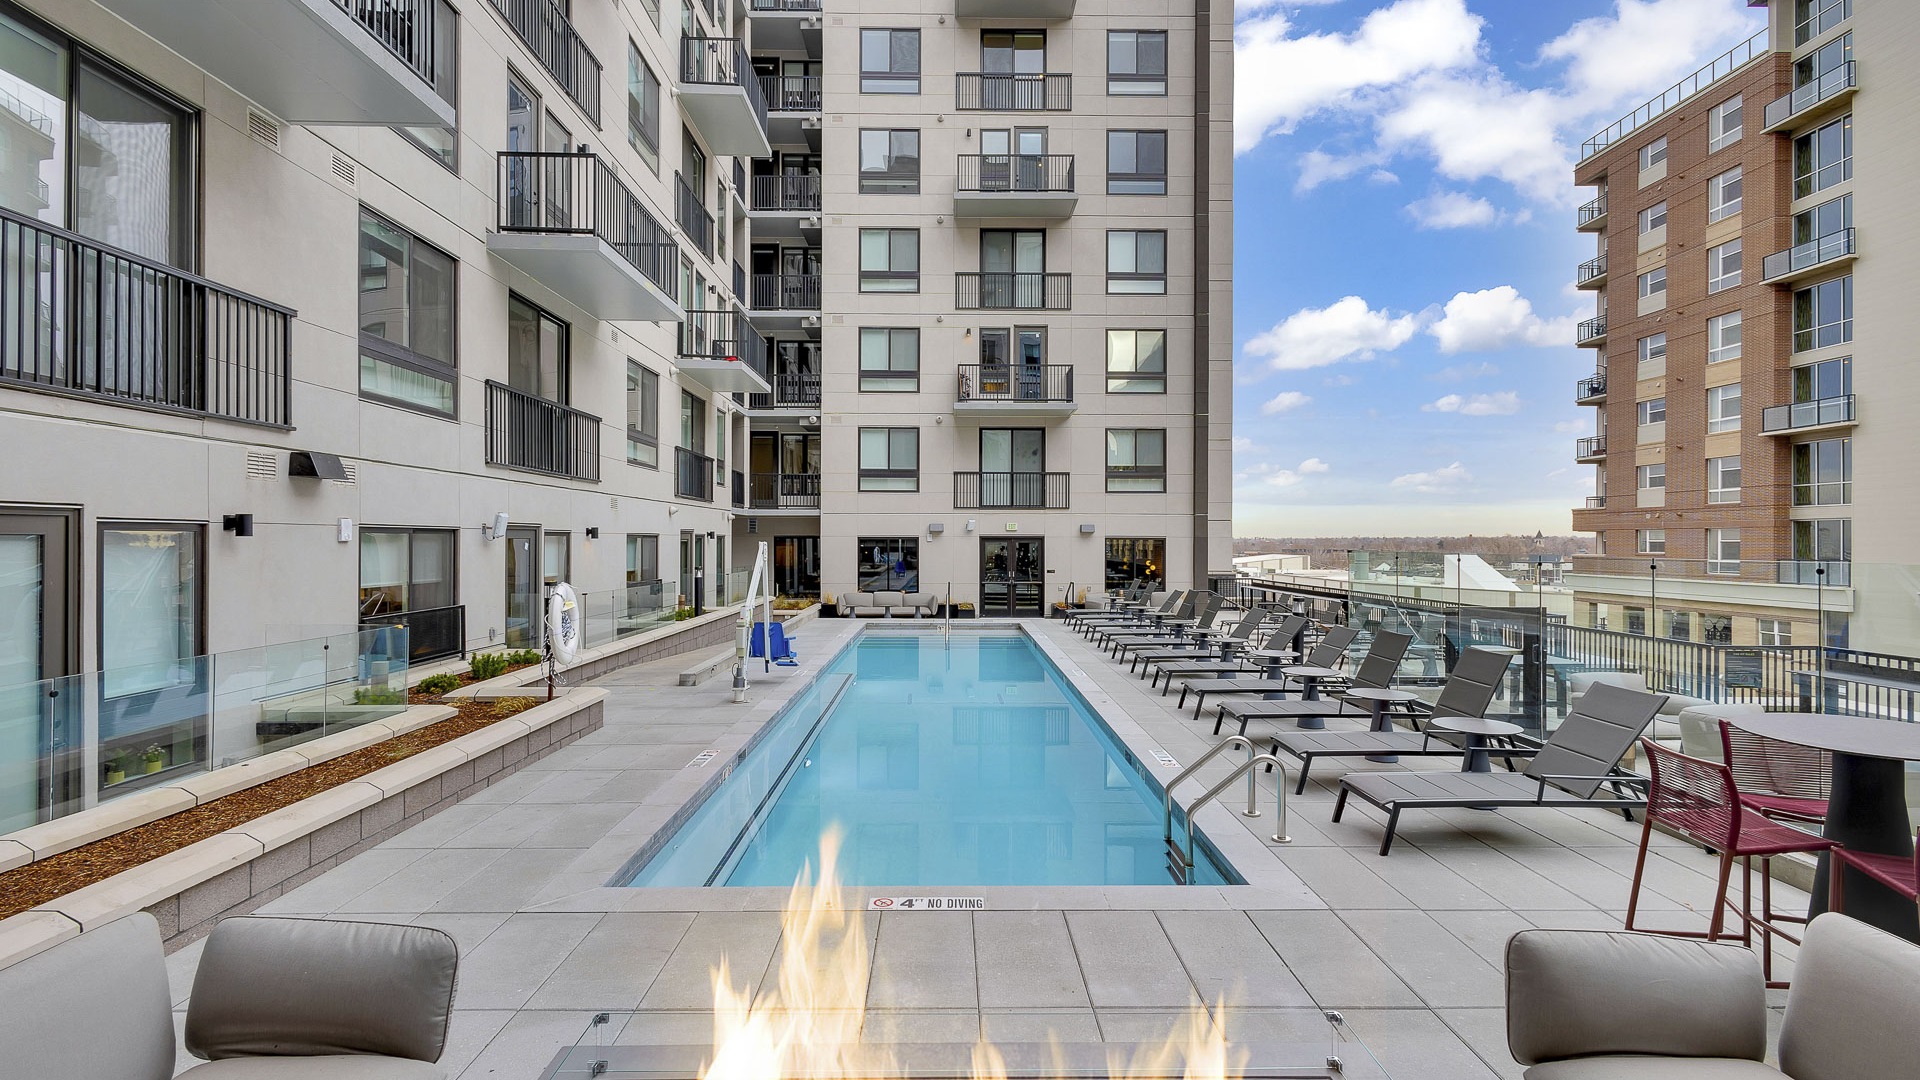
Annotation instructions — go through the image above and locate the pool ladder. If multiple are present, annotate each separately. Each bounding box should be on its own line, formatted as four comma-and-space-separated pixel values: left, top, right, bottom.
1162, 734, 1292, 884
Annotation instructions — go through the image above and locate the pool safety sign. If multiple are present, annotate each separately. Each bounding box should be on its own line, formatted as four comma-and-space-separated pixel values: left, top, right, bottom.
867, 897, 988, 911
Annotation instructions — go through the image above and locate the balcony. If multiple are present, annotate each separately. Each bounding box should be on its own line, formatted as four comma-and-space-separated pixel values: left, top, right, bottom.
491, 152, 682, 321
955, 73, 1072, 112
675, 447, 716, 502
746, 0, 823, 55
678, 37, 772, 158
1584, 496, 1608, 509
1763, 61, 1857, 133
676, 309, 770, 394
1575, 254, 1608, 290
1576, 373, 1607, 404
1761, 228, 1856, 285
675, 173, 715, 260
749, 274, 822, 327
956, 0, 1076, 17
748, 372, 822, 411
489, 0, 600, 123
1577, 195, 1607, 231
1575, 435, 1608, 462
955, 364, 1076, 418
1762, 394, 1856, 435
760, 74, 823, 147
1777, 560, 1853, 586
954, 471, 1071, 510
954, 155, 1078, 219
1576, 314, 1608, 347
483, 380, 601, 482
749, 473, 822, 511
0, 206, 294, 428
955, 272, 1072, 311
749, 175, 823, 241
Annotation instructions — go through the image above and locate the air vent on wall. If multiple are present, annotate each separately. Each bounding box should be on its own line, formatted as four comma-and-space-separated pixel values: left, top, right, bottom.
247, 110, 280, 150
334, 460, 358, 486
747, 518, 759, 534
332, 153, 356, 185
245, 450, 278, 480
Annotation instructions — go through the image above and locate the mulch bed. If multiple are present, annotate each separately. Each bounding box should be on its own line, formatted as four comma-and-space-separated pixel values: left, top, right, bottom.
0, 695, 542, 921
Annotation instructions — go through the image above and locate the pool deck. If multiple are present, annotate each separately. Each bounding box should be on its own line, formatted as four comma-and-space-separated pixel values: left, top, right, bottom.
162, 617, 1804, 1079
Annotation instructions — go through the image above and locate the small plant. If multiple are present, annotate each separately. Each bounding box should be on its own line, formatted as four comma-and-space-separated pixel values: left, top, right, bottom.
469, 652, 510, 680
105, 748, 134, 784
416, 672, 462, 696
491, 696, 539, 718
956, 602, 974, 610
671, 606, 698, 621
141, 744, 167, 774
772, 596, 814, 610
353, 686, 406, 706
505, 649, 543, 667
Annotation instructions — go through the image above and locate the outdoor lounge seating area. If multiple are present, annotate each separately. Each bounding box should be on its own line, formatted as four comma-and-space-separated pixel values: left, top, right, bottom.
836, 590, 941, 618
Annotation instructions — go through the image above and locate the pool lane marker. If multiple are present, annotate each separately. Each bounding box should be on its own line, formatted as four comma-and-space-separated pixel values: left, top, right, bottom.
868, 897, 988, 911
686, 749, 720, 768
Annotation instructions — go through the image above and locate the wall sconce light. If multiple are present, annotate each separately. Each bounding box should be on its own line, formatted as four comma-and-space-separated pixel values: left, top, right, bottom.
337, 518, 354, 543
221, 514, 255, 537
1080, 523, 1097, 535
585, 527, 601, 539
482, 511, 509, 541
928, 523, 945, 537
965, 519, 977, 533
706, 531, 716, 540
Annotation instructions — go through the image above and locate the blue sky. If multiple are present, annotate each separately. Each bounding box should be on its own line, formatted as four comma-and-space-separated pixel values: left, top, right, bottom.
1230, 0, 1766, 536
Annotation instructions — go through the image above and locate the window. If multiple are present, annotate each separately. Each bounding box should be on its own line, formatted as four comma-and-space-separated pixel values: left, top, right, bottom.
1108, 30, 1168, 95
1707, 167, 1742, 223
506, 293, 567, 403
1793, 356, 1851, 402
627, 361, 659, 467
100, 523, 203, 699
1638, 202, 1668, 234
1624, 607, 1648, 636
1793, 193, 1852, 250
627, 42, 661, 171
1637, 333, 1667, 367
1106, 429, 1167, 492
1108, 230, 1168, 294
856, 538, 919, 592
638, 0, 659, 24
1795, 0, 1851, 45
1667, 611, 1692, 641
858, 427, 919, 491
1703, 614, 1732, 645
859, 129, 919, 194
1707, 384, 1742, 434
1758, 619, 1792, 646
1637, 463, 1666, 490
1707, 456, 1742, 504
1707, 529, 1741, 575
1794, 30, 1852, 89
1793, 115, 1851, 198
1708, 95, 1743, 152
627, 534, 660, 585
859, 328, 920, 391
541, 532, 570, 587
1637, 529, 1666, 555
860, 29, 920, 93
1793, 276, 1852, 351
1708, 311, 1743, 363
1107, 330, 1167, 393
1793, 437, 1851, 505
358, 528, 456, 624
859, 228, 919, 292
1638, 266, 1667, 299
1106, 538, 1166, 591
397, 0, 459, 169
1794, 519, 1852, 570
359, 208, 457, 416
1639, 137, 1667, 171
1107, 130, 1168, 194
1637, 398, 1666, 426
1707, 239, 1742, 293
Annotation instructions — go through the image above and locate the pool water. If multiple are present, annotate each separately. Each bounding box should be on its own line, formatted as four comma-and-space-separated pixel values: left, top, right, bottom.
624, 629, 1240, 887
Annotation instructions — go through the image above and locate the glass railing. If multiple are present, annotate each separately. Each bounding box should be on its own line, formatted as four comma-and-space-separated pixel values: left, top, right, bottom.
1765, 61, 1856, 130
1, 628, 408, 835
1762, 393, 1854, 433
575, 581, 673, 648
1762, 227, 1854, 281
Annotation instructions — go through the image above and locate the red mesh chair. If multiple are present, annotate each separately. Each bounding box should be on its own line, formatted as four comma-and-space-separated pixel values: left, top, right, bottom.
1625, 739, 1837, 988
1830, 829, 1920, 915
1719, 718, 1831, 826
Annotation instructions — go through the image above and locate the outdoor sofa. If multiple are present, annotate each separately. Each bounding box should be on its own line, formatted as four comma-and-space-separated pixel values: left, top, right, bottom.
838, 590, 940, 617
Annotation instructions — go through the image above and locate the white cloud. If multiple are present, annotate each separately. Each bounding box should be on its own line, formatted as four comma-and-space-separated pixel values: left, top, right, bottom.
1266, 457, 1333, 488
1430, 361, 1499, 381
1542, 0, 1761, 106
1232, 435, 1256, 452
1296, 148, 1392, 193
1377, 73, 1571, 203
1244, 296, 1421, 371
1422, 391, 1522, 416
1428, 286, 1576, 353
1553, 419, 1584, 433
1404, 190, 1499, 229
1391, 461, 1473, 493
1261, 390, 1313, 415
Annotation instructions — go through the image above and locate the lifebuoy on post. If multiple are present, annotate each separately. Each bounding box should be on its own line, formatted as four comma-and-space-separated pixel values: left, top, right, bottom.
547, 582, 581, 666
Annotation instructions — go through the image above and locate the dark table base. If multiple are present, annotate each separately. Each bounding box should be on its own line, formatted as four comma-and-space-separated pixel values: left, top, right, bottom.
1810, 751, 1920, 945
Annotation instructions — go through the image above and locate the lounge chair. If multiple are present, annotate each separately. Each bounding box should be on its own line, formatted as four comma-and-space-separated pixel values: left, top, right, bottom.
1332, 680, 1668, 854
1097, 593, 1218, 649
1148, 616, 1308, 689
1106, 595, 1228, 656
1177, 625, 1361, 719
1072, 589, 1184, 633
1126, 607, 1268, 673
1064, 584, 1148, 626
1085, 591, 1194, 641
1264, 646, 1513, 793
1211, 630, 1413, 735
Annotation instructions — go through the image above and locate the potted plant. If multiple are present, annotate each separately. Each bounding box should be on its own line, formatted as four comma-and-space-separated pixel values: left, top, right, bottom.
141, 744, 166, 774
104, 749, 132, 786
952, 602, 976, 620
820, 592, 841, 618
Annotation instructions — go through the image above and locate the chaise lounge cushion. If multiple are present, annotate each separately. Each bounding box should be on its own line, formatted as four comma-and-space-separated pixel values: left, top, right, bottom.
0, 911, 175, 1080
903, 592, 938, 615
1777, 913, 1920, 1080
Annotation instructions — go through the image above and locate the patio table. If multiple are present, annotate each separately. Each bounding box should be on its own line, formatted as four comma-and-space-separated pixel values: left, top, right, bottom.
1278, 665, 1344, 720
1730, 713, 1920, 944
1427, 715, 1523, 773
1343, 687, 1422, 761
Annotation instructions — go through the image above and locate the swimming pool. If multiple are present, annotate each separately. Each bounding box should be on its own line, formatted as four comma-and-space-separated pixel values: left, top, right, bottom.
624, 628, 1240, 887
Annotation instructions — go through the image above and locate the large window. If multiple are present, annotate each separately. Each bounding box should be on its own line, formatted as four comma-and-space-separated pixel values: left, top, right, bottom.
1107, 130, 1168, 194
1793, 356, 1851, 402
1107, 329, 1167, 393
1707, 239, 1742, 293
1108, 230, 1167, 294
1108, 30, 1168, 95
858, 427, 919, 491
1637, 333, 1666, 368
1637, 398, 1666, 426
1793, 115, 1851, 198
99, 524, 202, 697
1106, 429, 1167, 492
1707, 168, 1742, 223
359, 208, 457, 416
1638, 266, 1667, 299
1638, 137, 1667, 171
1794, 193, 1852, 248
1793, 276, 1852, 352
1707, 384, 1742, 434
1106, 538, 1166, 591
627, 41, 661, 171
359, 528, 456, 621
859, 129, 919, 194
542, 532, 570, 587
1637, 529, 1666, 555
1637, 463, 1666, 491
1794, 518, 1851, 564
1758, 619, 1791, 647
1795, 0, 1851, 44
507, 293, 568, 402
1793, 437, 1851, 505
1707, 456, 1741, 504
1707, 529, 1741, 576
627, 534, 660, 584
1708, 95, 1743, 152
1708, 311, 1742, 363
856, 538, 919, 591
860, 29, 920, 93
627, 361, 659, 467
1638, 202, 1668, 234
859, 228, 919, 292
859, 328, 919, 391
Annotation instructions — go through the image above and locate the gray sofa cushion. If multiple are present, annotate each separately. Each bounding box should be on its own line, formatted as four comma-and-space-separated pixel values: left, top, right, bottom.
187, 916, 457, 1064
178, 1057, 447, 1079
0, 912, 175, 1080
1779, 913, 1920, 1080
1523, 1058, 1781, 1080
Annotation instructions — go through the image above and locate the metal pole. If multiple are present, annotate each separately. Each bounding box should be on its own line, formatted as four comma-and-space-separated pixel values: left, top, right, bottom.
1816, 564, 1827, 711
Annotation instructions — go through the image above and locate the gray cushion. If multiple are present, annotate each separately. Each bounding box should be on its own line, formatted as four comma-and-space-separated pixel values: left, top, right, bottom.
0, 912, 175, 1080
178, 1057, 446, 1079
1524, 1058, 1781, 1080
1505, 929, 1765, 1067
1778, 913, 1920, 1080
187, 916, 458, 1064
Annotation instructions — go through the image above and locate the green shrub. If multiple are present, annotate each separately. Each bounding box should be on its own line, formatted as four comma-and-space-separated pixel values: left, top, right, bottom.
353, 686, 406, 706
505, 649, 543, 666
671, 606, 698, 621
468, 652, 509, 680
416, 672, 462, 696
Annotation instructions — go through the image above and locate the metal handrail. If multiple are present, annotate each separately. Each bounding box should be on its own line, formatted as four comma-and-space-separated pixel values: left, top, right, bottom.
1163, 737, 1292, 882
1580, 30, 1766, 160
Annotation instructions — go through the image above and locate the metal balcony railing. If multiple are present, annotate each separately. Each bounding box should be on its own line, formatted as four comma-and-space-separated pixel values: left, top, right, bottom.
680, 36, 768, 123
1576, 373, 1607, 401
677, 308, 761, 362
488, 0, 601, 122
0, 205, 294, 427
750, 273, 821, 310
957, 364, 1074, 404
760, 74, 822, 111
1576, 254, 1607, 286
484, 380, 601, 481
1583, 496, 1608, 509
1762, 394, 1855, 433
496, 152, 680, 301
749, 473, 822, 509
1580, 30, 1765, 160
751, 174, 823, 212
731, 469, 746, 509
956, 154, 1076, 193
748, 372, 821, 409
955, 73, 1072, 111
749, 0, 821, 9
1777, 560, 1852, 586
1577, 314, 1608, 344
333, 0, 436, 84
954, 471, 1071, 510
675, 446, 715, 501
1577, 194, 1607, 228
1576, 435, 1608, 459
360, 603, 465, 663
1765, 61, 1856, 130
955, 272, 1071, 311
675, 172, 714, 259
1762, 228, 1854, 281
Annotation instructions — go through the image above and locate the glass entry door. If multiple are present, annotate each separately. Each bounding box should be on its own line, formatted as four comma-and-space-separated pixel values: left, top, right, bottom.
0, 512, 74, 833
773, 537, 820, 597
981, 538, 1044, 617
504, 526, 540, 648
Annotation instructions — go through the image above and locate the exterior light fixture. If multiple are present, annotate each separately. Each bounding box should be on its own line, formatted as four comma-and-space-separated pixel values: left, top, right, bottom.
221, 514, 254, 537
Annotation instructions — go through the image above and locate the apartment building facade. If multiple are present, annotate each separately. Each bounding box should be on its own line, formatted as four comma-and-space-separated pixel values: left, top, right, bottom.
1567, 0, 1913, 653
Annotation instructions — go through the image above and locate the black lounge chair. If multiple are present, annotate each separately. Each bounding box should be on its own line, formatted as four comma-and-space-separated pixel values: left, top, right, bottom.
1177, 625, 1361, 719
1099, 594, 1220, 650
1331, 681, 1668, 855
1072, 589, 1185, 633
1148, 616, 1309, 689
1127, 607, 1269, 673
1108, 596, 1233, 658
1064, 584, 1152, 627
1211, 631, 1413, 735
1087, 592, 1197, 643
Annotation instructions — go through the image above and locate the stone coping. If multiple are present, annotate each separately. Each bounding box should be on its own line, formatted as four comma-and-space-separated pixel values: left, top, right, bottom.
445, 605, 752, 698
